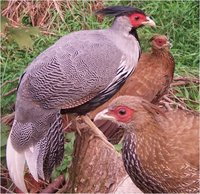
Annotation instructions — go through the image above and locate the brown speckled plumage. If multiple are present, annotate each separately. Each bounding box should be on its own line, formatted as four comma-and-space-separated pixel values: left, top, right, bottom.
95, 96, 199, 193
93, 35, 175, 144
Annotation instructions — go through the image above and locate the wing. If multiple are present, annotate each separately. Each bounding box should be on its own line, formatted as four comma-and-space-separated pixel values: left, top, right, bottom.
122, 53, 174, 103
162, 110, 199, 169
19, 31, 126, 110
89, 52, 174, 118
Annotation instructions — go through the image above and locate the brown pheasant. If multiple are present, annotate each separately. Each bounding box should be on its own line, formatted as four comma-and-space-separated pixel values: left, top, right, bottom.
95, 95, 199, 193
92, 34, 175, 144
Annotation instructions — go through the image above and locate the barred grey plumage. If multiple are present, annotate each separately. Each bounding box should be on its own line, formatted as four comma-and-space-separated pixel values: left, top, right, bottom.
37, 112, 64, 180
6, 6, 155, 192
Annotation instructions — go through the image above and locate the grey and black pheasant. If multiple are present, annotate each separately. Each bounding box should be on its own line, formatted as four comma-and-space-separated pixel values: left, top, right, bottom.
6, 6, 155, 192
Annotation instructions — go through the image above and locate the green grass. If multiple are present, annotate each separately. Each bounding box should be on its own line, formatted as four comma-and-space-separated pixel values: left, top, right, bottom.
1, 0, 199, 115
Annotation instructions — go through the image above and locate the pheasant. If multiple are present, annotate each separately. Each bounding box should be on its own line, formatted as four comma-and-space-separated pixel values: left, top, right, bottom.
6, 6, 155, 192
93, 34, 175, 144
95, 95, 199, 193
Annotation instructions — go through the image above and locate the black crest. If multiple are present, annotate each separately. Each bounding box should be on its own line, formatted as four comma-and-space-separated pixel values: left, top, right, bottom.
95, 6, 145, 17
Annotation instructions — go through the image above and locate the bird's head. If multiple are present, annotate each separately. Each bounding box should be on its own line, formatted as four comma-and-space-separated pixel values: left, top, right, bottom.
150, 34, 172, 50
96, 6, 156, 29
94, 96, 163, 132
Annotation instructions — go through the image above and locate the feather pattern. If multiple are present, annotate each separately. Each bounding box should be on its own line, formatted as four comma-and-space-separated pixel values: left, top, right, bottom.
6, 135, 27, 193
37, 112, 64, 180
23, 31, 123, 110
7, 9, 142, 192
9, 108, 64, 189
95, 96, 199, 193
92, 35, 175, 144
24, 145, 39, 181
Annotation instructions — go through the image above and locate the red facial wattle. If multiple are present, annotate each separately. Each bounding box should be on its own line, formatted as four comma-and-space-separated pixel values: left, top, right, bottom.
155, 38, 167, 47
129, 13, 147, 28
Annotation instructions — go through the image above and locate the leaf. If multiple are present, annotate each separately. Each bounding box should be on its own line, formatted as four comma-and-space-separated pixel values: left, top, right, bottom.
1, 146, 6, 158
65, 144, 74, 155
114, 143, 122, 152
0, 15, 9, 33
183, 87, 190, 99
1, 124, 9, 158
1, 124, 9, 147
51, 133, 74, 179
25, 27, 41, 36
65, 132, 75, 154
0, 1, 8, 11
66, 132, 75, 142
7, 26, 41, 49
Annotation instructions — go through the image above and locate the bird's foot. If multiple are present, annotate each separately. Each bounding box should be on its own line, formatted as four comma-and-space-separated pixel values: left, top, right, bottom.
159, 100, 173, 111
75, 116, 88, 136
81, 115, 115, 150
118, 133, 125, 144
63, 121, 72, 132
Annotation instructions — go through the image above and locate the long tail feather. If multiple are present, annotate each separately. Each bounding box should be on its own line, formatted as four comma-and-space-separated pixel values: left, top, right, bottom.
6, 135, 28, 193
37, 112, 64, 180
24, 145, 39, 182
6, 112, 64, 192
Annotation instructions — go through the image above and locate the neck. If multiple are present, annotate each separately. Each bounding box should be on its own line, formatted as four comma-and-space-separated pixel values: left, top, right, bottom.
110, 16, 133, 36
122, 127, 167, 192
125, 112, 167, 155
123, 120, 167, 193
129, 27, 139, 42
152, 47, 170, 56
151, 47, 174, 71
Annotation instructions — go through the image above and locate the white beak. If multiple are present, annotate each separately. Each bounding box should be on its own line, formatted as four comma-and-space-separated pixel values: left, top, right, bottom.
167, 41, 173, 48
142, 16, 156, 27
94, 109, 116, 122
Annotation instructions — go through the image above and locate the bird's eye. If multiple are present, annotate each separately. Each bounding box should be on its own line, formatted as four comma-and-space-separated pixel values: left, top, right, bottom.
135, 16, 140, 20
118, 108, 127, 116
112, 105, 133, 122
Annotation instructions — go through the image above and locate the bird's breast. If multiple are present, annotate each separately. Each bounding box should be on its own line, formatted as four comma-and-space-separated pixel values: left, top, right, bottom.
122, 133, 166, 193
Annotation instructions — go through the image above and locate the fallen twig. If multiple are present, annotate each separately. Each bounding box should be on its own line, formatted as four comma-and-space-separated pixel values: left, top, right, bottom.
164, 95, 187, 110
2, 88, 17, 97
1, 77, 19, 88
41, 30, 57, 36
173, 77, 199, 82
172, 81, 194, 87
171, 76, 200, 87
1, 112, 15, 127
0, 185, 13, 193
53, 0, 65, 22
41, 175, 65, 193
